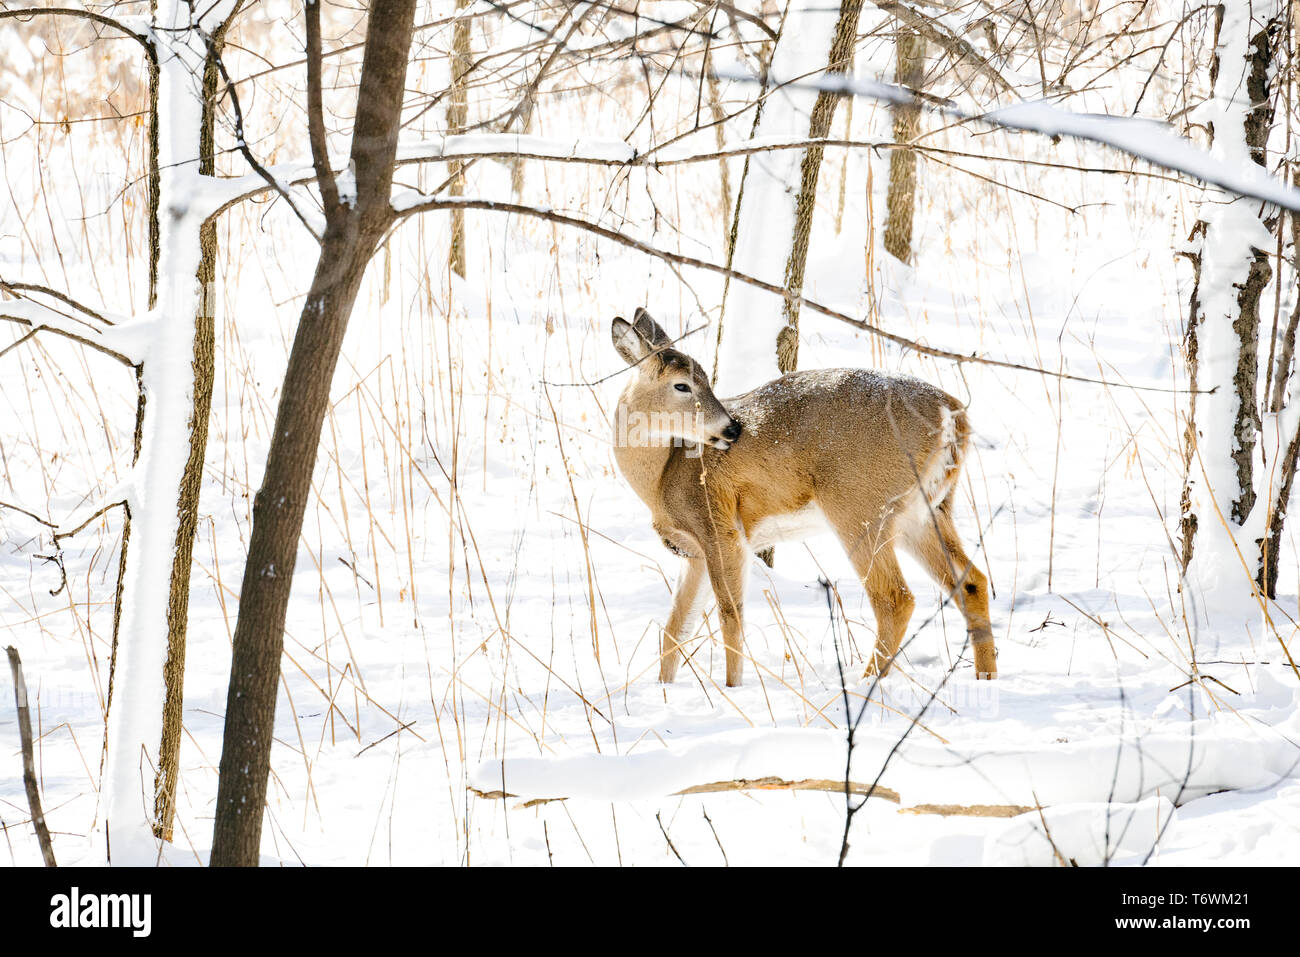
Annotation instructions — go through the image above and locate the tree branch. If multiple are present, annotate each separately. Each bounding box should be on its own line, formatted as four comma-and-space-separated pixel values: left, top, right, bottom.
205, 30, 324, 240
0, 500, 56, 530
304, 0, 339, 215
0, 306, 137, 366
0, 280, 112, 326
391, 194, 1207, 394
53, 499, 128, 543
0, 6, 150, 47
868, 0, 1017, 100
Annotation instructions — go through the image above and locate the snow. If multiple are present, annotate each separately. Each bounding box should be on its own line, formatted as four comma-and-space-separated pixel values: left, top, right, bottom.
985, 796, 1176, 866
472, 669, 1300, 809
1, 0, 1299, 871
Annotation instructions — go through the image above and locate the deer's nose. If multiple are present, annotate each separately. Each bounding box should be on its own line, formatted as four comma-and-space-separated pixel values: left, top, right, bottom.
722, 421, 742, 442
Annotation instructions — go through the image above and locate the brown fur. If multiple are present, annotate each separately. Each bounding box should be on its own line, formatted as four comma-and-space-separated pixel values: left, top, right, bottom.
611, 310, 996, 687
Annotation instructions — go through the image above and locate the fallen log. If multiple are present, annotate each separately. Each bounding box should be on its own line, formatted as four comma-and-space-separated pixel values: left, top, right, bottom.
899, 803, 1038, 818
471, 776, 902, 808
470, 778, 1049, 819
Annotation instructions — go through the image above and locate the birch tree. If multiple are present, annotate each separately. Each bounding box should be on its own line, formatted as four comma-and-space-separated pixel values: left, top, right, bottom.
1179, 2, 1298, 616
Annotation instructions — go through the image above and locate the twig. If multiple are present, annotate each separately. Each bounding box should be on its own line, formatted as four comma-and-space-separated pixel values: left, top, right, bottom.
354, 720, 418, 757
655, 811, 686, 865
5, 647, 56, 866
53, 500, 127, 543
0, 501, 56, 530
206, 31, 323, 240
702, 807, 728, 865
868, 0, 1017, 99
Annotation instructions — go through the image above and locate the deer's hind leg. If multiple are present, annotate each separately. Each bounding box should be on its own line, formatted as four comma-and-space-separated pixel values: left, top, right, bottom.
660, 557, 707, 683
859, 545, 914, 678
900, 500, 997, 679
825, 509, 914, 678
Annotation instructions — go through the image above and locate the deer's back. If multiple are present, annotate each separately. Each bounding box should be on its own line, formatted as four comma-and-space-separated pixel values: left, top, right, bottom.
724, 368, 964, 513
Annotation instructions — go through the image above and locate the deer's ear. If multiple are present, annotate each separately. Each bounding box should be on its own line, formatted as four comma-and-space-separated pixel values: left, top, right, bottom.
612, 317, 648, 366
632, 307, 670, 347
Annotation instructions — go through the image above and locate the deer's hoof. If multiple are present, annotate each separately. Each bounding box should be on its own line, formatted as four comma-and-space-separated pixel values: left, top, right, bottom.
864, 656, 893, 680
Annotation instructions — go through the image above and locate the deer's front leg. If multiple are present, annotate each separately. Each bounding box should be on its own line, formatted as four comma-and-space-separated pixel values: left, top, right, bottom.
660, 557, 706, 683
703, 533, 749, 687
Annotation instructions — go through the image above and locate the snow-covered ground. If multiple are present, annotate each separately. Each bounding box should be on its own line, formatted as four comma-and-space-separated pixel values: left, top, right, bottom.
2, 5, 1298, 868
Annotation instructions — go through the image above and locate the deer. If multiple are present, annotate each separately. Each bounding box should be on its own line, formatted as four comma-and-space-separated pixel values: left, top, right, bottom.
610, 308, 996, 688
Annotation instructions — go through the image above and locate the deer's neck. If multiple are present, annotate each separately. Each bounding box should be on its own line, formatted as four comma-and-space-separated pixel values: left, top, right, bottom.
612, 402, 673, 508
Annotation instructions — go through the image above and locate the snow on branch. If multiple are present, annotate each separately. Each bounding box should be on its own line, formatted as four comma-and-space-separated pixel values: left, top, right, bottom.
985, 101, 1300, 210
0, 282, 143, 365
0, 6, 151, 47
718, 69, 1300, 212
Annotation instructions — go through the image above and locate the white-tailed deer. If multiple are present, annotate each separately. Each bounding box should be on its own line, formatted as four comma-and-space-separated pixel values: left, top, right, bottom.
611, 308, 996, 687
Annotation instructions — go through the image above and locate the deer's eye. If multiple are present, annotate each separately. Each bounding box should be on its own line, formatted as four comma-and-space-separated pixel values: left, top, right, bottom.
674, 383, 691, 394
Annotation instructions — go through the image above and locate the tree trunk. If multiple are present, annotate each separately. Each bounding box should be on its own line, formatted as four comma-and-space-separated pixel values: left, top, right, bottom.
447, 0, 471, 278
1262, 206, 1300, 597
101, 0, 233, 862
884, 24, 925, 263
712, 0, 862, 568
712, 0, 863, 393
210, 0, 418, 867
152, 28, 227, 843
1179, 2, 1286, 612
778, 0, 864, 374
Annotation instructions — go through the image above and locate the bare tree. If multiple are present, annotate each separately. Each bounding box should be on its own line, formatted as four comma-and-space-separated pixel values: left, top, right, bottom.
1179, 2, 1299, 607
210, 0, 420, 867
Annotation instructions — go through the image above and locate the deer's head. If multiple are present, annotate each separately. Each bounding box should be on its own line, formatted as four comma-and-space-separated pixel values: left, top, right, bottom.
611, 308, 742, 451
